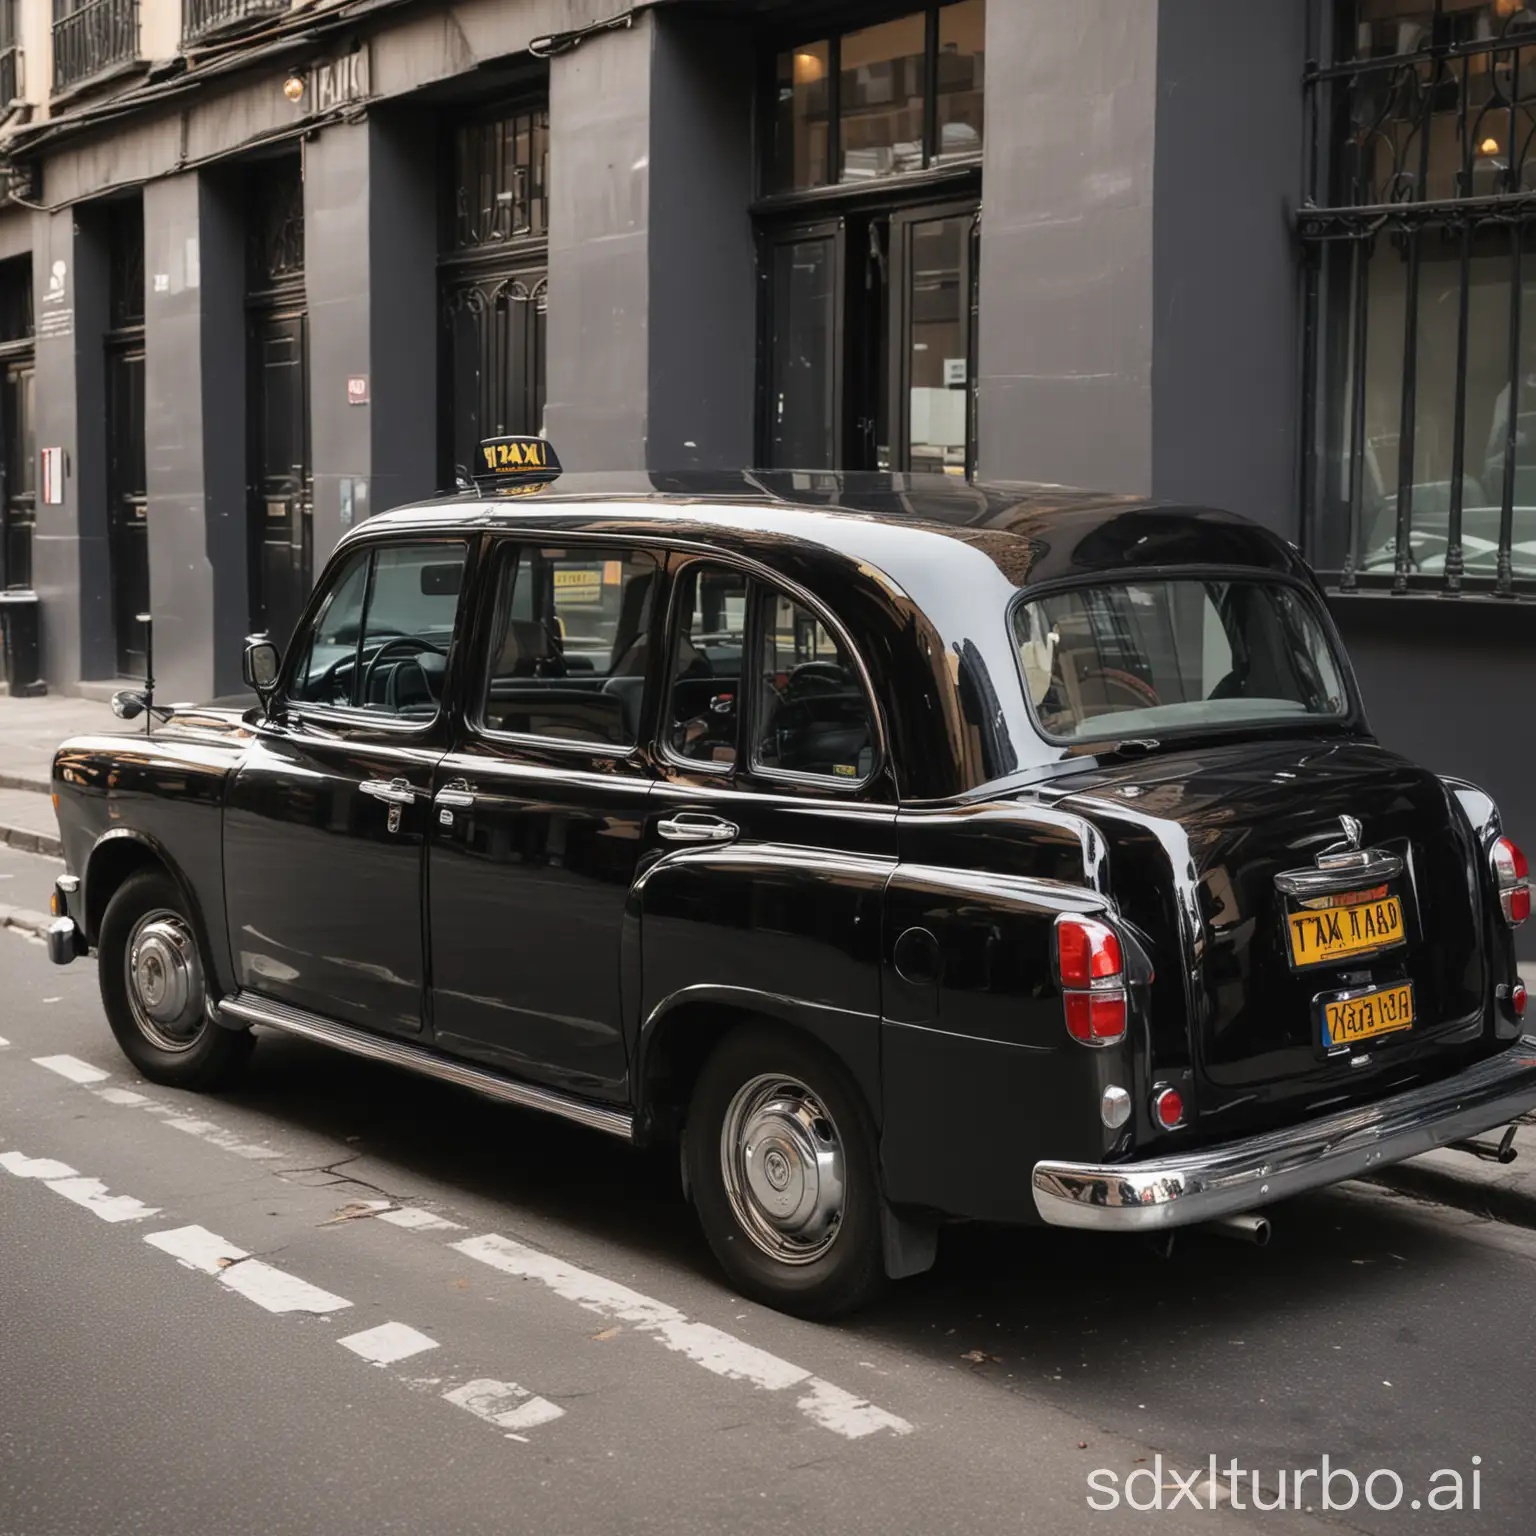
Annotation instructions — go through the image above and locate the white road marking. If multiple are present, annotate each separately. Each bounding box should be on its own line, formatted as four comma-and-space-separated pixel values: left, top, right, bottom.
0, 1152, 79, 1179
44, 1176, 161, 1224
377, 1207, 464, 1232
0, 1034, 10, 1047
443, 1378, 564, 1433
145, 1225, 248, 1274
162, 1116, 283, 1161
146, 1224, 352, 1314
96, 1087, 150, 1106
32, 1054, 109, 1084
453, 1233, 912, 1438
338, 1322, 439, 1365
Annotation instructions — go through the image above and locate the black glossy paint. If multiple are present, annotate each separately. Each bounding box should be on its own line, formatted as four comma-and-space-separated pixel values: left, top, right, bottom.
46, 475, 1531, 1232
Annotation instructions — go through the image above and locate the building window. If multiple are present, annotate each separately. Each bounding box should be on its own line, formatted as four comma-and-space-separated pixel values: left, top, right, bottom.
756, 3, 982, 475
52, 0, 139, 94
0, 0, 21, 109
1303, 0, 1536, 596
439, 104, 550, 486
767, 0, 984, 194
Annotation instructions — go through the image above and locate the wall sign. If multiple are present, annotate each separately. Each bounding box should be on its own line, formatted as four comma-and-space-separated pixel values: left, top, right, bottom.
41, 447, 65, 506
314, 46, 371, 113
347, 375, 369, 406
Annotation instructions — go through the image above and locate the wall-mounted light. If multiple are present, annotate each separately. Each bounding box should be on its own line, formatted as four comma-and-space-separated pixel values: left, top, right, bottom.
1480, 135, 1502, 157
283, 74, 305, 103
792, 49, 825, 86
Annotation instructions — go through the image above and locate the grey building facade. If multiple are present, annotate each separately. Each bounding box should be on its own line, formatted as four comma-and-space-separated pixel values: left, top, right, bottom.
0, 0, 1531, 952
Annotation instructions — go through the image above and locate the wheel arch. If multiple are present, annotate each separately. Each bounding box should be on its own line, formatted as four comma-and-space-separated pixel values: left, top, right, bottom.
634, 984, 882, 1146
83, 831, 227, 998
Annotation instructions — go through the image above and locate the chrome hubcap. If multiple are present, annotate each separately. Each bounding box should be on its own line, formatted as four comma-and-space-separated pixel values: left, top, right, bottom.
720, 1074, 846, 1265
125, 910, 205, 1053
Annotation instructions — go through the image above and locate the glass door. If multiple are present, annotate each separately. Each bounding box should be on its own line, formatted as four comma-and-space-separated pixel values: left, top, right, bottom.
107, 346, 148, 674
1, 360, 34, 591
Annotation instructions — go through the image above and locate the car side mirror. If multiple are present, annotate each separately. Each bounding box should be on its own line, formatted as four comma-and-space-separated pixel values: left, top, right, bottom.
243, 637, 281, 701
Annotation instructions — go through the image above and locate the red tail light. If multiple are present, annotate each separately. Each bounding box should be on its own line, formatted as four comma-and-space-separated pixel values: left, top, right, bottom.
1491, 837, 1529, 927
1152, 1086, 1185, 1130
1055, 915, 1127, 1045
1512, 982, 1527, 1019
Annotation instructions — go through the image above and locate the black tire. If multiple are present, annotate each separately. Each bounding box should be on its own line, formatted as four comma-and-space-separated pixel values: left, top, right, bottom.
98, 870, 254, 1091
686, 1025, 886, 1320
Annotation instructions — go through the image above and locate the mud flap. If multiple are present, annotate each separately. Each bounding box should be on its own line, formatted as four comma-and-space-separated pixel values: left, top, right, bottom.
881, 1203, 938, 1279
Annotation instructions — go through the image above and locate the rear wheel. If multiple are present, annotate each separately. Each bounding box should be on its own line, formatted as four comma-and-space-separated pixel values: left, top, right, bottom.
98, 871, 253, 1090
686, 1026, 885, 1319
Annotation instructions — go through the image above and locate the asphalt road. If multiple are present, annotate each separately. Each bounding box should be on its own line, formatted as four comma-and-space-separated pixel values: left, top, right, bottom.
2, 837, 1532, 1536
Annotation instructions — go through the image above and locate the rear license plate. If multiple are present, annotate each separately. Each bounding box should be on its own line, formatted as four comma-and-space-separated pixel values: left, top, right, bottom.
1287, 894, 1405, 968
1322, 982, 1414, 1049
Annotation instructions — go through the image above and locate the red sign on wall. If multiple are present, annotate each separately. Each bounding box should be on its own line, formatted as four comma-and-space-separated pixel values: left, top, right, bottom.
347, 375, 369, 406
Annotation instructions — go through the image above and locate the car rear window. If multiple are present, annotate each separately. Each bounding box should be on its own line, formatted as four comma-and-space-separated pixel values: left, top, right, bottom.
1013, 578, 1348, 743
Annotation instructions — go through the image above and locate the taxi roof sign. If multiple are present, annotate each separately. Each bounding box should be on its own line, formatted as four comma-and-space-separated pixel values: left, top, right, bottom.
475, 435, 562, 488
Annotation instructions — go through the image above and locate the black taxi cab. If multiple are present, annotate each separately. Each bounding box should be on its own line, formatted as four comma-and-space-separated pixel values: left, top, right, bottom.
44, 438, 1536, 1318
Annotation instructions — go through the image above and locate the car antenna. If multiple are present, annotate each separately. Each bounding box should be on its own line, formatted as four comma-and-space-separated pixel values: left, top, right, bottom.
138, 612, 154, 736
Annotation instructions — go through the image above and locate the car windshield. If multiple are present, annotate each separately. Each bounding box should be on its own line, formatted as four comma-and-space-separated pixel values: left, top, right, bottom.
1013, 578, 1349, 743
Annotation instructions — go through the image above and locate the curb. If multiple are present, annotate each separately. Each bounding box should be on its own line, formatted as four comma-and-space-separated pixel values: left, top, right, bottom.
1366, 1158, 1536, 1233
0, 823, 62, 858
0, 772, 50, 793
0, 904, 53, 940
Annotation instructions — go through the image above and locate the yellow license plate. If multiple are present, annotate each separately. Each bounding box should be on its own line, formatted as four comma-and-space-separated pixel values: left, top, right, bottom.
1323, 983, 1414, 1048
1287, 895, 1405, 967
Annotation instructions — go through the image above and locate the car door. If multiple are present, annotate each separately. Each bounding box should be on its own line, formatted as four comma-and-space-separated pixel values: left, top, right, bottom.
223, 536, 472, 1037
638, 558, 898, 1106
425, 538, 663, 1101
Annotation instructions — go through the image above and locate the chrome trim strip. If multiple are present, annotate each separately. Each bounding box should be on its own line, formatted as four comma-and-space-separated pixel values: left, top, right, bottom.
1032, 1037, 1536, 1232
1273, 850, 1403, 896
217, 992, 634, 1141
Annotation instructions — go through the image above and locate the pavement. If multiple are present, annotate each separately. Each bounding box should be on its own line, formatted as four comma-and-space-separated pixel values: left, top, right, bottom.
2, 845, 1535, 1536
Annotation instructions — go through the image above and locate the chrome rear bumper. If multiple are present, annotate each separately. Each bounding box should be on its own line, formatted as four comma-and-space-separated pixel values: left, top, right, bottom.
1032, 1038, 1536, 1232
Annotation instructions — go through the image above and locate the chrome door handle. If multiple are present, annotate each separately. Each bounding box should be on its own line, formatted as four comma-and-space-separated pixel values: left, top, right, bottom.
359, 777, 420, 806
657, 813, 739, 844
435, 786, 475, 808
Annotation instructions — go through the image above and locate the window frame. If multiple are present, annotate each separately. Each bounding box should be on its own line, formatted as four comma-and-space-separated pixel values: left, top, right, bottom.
467, 534, 664, 759
276, 535, 471, 735
658, 550, 886, 794
1006, 567, 1366, 752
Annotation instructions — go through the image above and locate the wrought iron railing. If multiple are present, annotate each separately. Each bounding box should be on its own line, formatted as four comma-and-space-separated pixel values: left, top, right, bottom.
52, 0, 138, 93
182, 0, 287, 47
1301, 1, 1536, 598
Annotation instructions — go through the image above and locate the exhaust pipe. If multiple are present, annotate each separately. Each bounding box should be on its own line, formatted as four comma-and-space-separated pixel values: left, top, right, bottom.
1449, 1124, 1519, 1164
1204, 1212, 1271, 1247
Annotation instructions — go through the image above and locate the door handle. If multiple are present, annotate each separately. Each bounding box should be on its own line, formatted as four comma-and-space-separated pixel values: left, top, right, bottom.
359, 777, 420, 806
435, 785, 475, 808
657, 812, 739, 844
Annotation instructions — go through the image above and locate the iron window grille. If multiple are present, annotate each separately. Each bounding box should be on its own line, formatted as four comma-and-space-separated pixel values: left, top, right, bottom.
1302, 0, 1536, 598
182, 0, 287, 47
52, 0, 138, 93
0, 0, 20, 108
446, 108, 549, 254
247, 156, 305, 298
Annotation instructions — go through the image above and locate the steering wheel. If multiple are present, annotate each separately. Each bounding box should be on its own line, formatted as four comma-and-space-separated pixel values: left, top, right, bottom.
1079, 667, 1161, 710
784, 660, 851, 699
361, 636, 448, 706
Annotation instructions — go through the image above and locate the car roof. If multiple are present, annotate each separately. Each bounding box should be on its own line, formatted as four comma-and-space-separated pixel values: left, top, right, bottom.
351, 470, 1308, 591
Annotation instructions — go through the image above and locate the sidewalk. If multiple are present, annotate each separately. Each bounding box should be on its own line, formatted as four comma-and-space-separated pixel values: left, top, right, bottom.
0, 693, 118, 791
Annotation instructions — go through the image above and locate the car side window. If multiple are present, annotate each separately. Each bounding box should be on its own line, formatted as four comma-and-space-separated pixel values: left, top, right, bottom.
754, 590, 875, 783
478, 543, 659, 746
287, 542, 466, 720
665, 563, 749, 767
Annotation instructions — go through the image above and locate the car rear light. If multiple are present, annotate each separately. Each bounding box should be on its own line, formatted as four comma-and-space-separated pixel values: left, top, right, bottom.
1055, 915, 1127, 1046
1513, 982, 1527, 1019
1491, 837, 1529, 926
1152, 1085, 1185, 1130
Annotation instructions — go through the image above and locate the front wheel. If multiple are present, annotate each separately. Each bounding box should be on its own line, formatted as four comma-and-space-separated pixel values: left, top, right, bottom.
686, 1027, 886, 1319
98, 870, 253, 1090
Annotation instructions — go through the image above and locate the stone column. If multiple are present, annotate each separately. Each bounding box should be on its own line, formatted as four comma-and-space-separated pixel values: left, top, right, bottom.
30, 205, 111, 688
142, 172, 248, 700
304, 110, 437, 563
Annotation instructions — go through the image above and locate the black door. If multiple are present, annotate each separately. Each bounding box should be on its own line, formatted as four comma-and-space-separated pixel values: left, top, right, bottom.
638, 559, 896, 1089
224, 538, 470, 1037
427, 539, 663, 1100
1, 360, 35, 590
107, 346, 148, 675
249, 311, 311, 649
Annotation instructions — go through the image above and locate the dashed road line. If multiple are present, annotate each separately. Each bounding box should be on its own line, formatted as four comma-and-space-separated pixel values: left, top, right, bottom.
32, 1053, 110, 1084
1, 1149, 161, 1222
443, 1378, 565, 1436
146, 1225, 352, 1315
0, 1034, 11, 1048
378, 1206, 465, 1232
453, 1232, 913, 1440
339, 1321, 440, 1365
